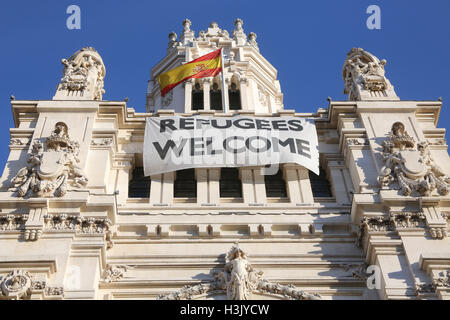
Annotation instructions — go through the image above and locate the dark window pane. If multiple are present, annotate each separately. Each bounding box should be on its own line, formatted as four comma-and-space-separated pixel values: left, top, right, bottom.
220, 168, 242, 197
210, 90, 223, 111
309, 168, 333, 197
174, 169, 197, 198
265, 169, 287, 198
128, 167, 150, 198
229, 90, 241, 110
192, 90, 204, 110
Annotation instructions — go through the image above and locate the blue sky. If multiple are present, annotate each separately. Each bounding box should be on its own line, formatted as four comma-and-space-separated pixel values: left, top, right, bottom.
0, 0, 449, 168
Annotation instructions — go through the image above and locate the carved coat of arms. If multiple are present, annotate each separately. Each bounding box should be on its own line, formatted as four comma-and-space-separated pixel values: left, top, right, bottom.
378, 122, 449, 196
10, 122, 88, 198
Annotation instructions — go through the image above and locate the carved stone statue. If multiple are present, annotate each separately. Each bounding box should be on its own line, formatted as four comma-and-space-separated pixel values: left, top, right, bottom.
182, 19, 192, 32
54, 47, 106, 100
247, 32, 259, 51
221, 244, 261, 300
158, 244, 321, 300
168, 32, 178, 50
378, 122, 449, 196
9, 122, 88, 198
342, 48, 398, 101
232, 18, 247, 45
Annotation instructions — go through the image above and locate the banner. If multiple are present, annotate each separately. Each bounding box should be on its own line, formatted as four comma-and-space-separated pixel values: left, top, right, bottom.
143, 116, 319, 176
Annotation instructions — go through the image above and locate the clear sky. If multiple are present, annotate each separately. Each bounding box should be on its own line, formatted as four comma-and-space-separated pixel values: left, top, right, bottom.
0, 0, 449, 168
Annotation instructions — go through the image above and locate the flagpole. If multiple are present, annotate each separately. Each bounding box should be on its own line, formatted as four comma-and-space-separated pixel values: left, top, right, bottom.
220, 47, 227, 114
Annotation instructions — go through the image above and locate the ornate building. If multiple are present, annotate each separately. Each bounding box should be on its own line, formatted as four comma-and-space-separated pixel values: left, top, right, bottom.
0, 19, 449, 300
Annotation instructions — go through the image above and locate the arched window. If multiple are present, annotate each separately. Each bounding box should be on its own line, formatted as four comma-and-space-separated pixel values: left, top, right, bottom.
228, 82, 241, 110
210, 82, 223, 111
128, 167, 150, 198
309, 168, 333, 198
192, 82, 204, 110
174, 169, 197, 198
264, 168, 287, 198
220, 168, 242, 198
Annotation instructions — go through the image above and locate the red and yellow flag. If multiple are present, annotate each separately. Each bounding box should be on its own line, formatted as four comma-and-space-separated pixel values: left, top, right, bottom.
158, 48, 222, 97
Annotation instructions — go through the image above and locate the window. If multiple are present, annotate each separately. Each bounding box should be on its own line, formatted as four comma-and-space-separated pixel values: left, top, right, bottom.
309, 168, 333, 198
210, 83, 223, 111
228, 83, 241, 110
128, 167, 150, 198
174, 169, 197, 198
220, 168, 243, 198
192, 83, 204, 110
264, 169, 287, 198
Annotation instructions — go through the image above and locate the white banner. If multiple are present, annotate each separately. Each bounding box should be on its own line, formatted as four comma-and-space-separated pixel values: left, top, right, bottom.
143, 116, 319, 176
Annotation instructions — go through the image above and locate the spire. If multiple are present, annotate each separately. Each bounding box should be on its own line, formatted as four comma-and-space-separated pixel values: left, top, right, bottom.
342, 48, 398, 101
53, 47, 106, 101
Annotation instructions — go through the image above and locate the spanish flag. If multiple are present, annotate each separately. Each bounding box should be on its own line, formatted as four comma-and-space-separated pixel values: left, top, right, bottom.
158, 48, 222, 97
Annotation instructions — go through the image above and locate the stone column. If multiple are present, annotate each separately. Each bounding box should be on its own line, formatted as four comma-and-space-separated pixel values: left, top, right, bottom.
184, 79, 193, 113
149, 174, 162, 205
203, 78, 211, 111
284, 165, 315, 204
161, 171, 174, 204
196, 168, 208, 204
115, 165, 132, 205
223, 78, 230, 112
208, 168, 221, 205
240, 168, 255, 204
253, 168, 267, 204
328, 159, 353, 205
239, 77, 249, 110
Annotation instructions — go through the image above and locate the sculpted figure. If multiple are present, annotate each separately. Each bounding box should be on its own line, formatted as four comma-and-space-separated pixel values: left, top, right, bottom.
9, 122, 88, 198
378, 122, 449, 196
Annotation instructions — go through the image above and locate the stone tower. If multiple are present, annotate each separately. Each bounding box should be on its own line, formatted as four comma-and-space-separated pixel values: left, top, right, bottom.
0, 20, 448, 301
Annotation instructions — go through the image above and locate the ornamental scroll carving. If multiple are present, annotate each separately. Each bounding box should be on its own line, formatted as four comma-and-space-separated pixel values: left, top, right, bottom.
377, 122, 449, 197
343, 48, 397, 100
158, 244, 321, 300
54, 47, 106, 100
9, 122, 88, 198
357, 212, 446, 245
0, 270, 63, 300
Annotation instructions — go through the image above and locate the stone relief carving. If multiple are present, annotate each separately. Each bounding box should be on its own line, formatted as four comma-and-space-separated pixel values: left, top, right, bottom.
43, 214, 113, 248
104, 265, 130, 282
0, 214, 27, 231
158, 244, 321, 300
357, 215, 395, 246
10, 138, 31, 146
0, 270, 32, 299
415, 283, 435, 295
346, 138, 369, 147
91, 138, 113, 146
416, 271, 450, 296
258, 86, 268, 107
336, 263, 369, 280
0, 213, 113, 247
200, 22, 230, 40
0, 270, 63, 299
343, 48, 397, 100
9, 122, 88, 198
377, 122, 449, 197
433, 271, 450, 288
357, 212, 447, 245
54, 47, 106, 100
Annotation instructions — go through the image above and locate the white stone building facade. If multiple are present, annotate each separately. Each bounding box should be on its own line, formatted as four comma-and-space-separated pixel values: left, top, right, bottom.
0, 19, 449, 300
